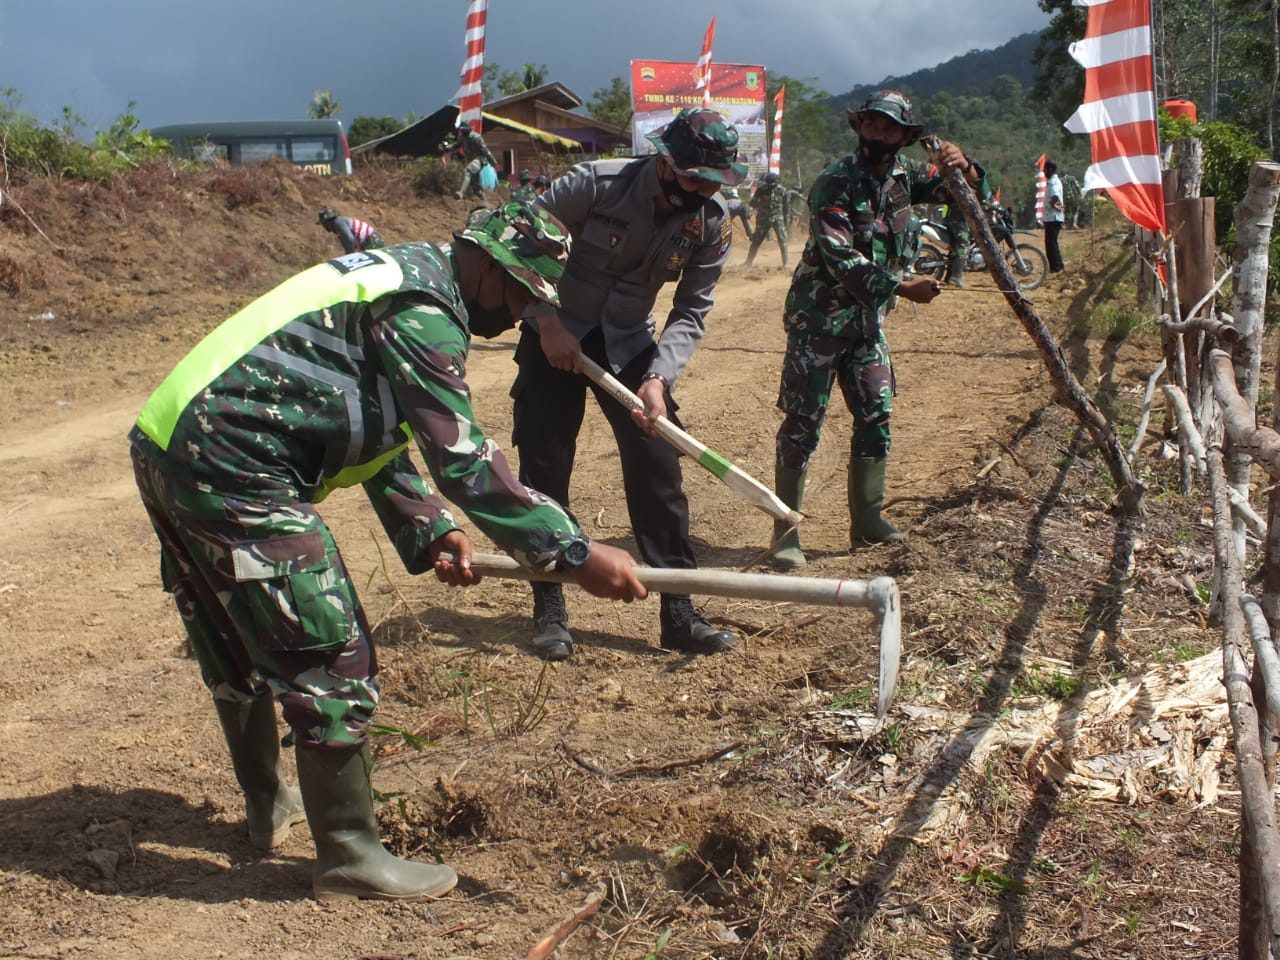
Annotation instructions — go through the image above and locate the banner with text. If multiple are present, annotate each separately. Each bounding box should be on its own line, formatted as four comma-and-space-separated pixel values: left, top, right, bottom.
630, 60, 768, 180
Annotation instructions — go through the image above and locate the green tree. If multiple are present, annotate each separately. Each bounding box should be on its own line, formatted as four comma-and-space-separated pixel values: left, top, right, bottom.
766, 75, 842, 187
307, 90, 342, 119
498, 63, 549, 96
587, 76, 632, 130
348, 115, 402, 147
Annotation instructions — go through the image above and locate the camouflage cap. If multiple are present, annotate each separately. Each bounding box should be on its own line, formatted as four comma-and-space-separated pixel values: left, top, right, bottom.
534, 174, 550, 187
846, 90, 925, 143
645, 107, 748, 186
317, 207, 338, 224
453, 201, 570, 306
518, 168, 534, 183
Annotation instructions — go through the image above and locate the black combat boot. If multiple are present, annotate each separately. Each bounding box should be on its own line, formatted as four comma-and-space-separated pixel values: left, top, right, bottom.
660, 594, 736, 654
530, 582, 573, 661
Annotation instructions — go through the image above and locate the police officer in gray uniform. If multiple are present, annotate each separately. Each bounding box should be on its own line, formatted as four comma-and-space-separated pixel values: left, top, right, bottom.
515, 106, 747, 661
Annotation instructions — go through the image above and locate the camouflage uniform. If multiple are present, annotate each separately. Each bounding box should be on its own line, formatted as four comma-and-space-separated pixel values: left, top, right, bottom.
941, 199, 971, 286
784, 187, 806, 232
777, 139, 987, 468
744, 174, 788, 266
511, 169, 537, 203
131, 220, 584, 748
1061, 172, 1083, 228
449, 125, 498, 198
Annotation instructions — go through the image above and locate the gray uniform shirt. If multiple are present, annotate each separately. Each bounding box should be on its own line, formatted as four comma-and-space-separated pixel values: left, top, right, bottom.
531, 157, 733, 384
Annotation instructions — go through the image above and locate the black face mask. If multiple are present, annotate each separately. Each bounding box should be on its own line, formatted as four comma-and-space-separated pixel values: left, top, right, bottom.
465, 301, 517, 339
659, 168, 710, 211
858, 137, 900, 165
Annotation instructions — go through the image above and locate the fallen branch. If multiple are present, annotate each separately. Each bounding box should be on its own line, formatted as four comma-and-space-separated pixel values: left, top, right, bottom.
525, 883, 606, 960
612, 741, 745, 778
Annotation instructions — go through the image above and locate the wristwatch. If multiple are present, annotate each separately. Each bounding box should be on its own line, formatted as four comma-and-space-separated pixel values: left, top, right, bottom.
554, 537, 591, 571
640, 371, 669, 389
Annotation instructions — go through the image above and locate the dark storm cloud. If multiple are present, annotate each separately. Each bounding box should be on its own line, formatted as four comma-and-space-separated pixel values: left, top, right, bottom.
1, 0, 1051, 133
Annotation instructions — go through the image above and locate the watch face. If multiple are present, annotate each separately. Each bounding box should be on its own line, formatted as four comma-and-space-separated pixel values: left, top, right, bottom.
563, 540, 590, 566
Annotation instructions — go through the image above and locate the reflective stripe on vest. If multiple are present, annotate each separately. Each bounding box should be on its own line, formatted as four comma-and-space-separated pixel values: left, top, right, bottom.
135, 252, 406, 451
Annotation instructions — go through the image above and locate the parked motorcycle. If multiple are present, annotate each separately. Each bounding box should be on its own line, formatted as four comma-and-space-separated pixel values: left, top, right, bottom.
915, 207, 1048, 292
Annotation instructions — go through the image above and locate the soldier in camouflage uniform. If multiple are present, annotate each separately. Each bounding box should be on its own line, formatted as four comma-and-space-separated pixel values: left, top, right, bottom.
129, 202, 645, 903
769, 90, 988, 568
510, 169, 537, 203
744, 171, 789, 267
445, 121, 498, 200
784, 185, 807, 233
941, 197, 971, 288
1060, 170, 1083, 228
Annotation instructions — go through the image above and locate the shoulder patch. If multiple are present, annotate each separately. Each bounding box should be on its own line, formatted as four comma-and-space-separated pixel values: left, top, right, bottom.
327, 251, 382, 274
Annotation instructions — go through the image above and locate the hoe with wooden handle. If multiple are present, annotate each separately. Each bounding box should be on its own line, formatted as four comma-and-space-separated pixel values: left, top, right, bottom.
579, 356, 803, 530
456, 552, 902, 719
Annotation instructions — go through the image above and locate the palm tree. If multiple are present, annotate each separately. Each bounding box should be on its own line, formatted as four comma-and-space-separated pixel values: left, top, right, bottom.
307, 90, 342, 119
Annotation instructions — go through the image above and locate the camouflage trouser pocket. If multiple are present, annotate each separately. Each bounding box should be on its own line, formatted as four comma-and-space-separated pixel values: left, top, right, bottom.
223, 530, 360, 653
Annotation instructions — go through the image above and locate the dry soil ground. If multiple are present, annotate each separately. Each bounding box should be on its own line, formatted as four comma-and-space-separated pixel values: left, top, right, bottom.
0, 161, 1244, 959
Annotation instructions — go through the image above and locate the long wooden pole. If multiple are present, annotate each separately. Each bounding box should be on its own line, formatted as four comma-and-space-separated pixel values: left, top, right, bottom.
462, 551, 901, 719
579, 356, 803, 528
920, 135, 1145, 515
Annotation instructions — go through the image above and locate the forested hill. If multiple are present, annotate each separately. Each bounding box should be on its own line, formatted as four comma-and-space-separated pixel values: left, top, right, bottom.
836, 31, 1044, 105
815, 29, 1089, 210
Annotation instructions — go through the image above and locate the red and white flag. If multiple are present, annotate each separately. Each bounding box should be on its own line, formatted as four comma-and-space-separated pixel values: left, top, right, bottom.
768, 84, 786, 176
695, 18, 715, 109
455, 0, 487, 132
1064, 0, 1165, 234
1034, 153, 1047, 224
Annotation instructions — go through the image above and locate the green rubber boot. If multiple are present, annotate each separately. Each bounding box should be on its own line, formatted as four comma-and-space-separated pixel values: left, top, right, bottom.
295, 743, 458, 902
848, 457, 905, 545
213, 696, 306, 850
770, 465, 807, 570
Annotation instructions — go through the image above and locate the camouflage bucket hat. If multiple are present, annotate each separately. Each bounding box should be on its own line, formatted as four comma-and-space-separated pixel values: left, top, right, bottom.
846, 89, 925, 144
645, 107, 748, 186
453, 201, 571, 306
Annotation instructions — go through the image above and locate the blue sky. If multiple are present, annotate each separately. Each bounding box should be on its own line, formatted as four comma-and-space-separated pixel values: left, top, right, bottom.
1, 1, 1051, 134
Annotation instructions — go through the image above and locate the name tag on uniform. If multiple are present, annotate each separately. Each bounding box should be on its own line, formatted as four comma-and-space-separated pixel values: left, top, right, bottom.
328, 251, 381, 274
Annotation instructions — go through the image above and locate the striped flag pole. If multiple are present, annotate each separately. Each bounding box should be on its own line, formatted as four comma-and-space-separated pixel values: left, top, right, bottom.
695, 18, 715, 109
1034, 153, 1047, 224
1064, 0, 1166, 235
768, 84, 786, 176
456, 0, 488, 132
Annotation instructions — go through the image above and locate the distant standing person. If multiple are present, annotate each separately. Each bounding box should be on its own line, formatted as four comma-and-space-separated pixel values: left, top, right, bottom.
768, 90, 987, 568
318, 208, 385, 254
511, 169, 537, 202
1042, 159, 1065, 272
744, 172, 788, 267
445, 121, 498, 200
1060, 169, 1083, 229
